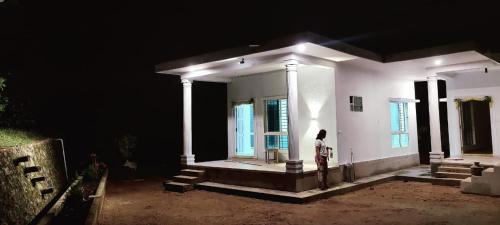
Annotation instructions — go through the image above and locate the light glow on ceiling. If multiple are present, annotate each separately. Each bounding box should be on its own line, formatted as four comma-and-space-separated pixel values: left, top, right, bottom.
297, 44, 306, 52
434, 59, 443, 66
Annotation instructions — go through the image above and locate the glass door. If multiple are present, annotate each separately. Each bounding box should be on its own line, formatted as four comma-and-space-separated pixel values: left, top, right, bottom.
235, 103, 254, 157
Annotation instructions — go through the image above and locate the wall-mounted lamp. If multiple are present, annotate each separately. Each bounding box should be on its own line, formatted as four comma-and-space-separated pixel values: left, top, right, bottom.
485, 67, 489, 73
240, 58, 245, 64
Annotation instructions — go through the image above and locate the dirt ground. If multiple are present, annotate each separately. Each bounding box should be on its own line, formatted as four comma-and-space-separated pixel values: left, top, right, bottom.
100, 178, 500, 225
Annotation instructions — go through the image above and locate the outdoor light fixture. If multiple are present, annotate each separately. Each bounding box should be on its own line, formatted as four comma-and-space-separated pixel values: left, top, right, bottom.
485, 67, 489, 73
240, 58, 245, 64
297, 44, 306, 52
434, 59, 443, 66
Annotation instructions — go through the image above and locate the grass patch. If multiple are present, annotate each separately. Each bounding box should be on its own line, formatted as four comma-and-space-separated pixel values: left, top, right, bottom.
0, 128, 45, 148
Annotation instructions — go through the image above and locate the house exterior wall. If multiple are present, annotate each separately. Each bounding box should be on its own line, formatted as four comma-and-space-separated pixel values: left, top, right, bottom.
227, 61, 420, 177
335, 62, 419, 177
446, 70, 500, 157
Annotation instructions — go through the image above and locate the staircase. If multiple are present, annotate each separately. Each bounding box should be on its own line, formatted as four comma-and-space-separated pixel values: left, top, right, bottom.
461, 163, 500, 196
433, 163, 472, 186
163, 169, 205, 192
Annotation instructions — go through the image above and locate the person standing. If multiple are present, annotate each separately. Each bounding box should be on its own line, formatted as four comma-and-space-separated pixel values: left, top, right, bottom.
315, 129, 330, 190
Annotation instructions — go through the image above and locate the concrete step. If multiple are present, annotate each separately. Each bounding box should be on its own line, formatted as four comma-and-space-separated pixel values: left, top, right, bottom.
173, 175, 199, 184
196, 182, 305, 203
435, 172, 470, 179
439, 163, 473, 168
438, 166, 470, 174
181, 169, 205, 177
163, 181, 194, 192
432, 178, 462, 186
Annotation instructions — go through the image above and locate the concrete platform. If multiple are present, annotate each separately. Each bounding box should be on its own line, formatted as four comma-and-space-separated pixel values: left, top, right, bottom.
442, 155, 500, 167
189, 159, 337, 173
187, 159, 343, 192
196, 172, 395, 203
194, 166, 464, 203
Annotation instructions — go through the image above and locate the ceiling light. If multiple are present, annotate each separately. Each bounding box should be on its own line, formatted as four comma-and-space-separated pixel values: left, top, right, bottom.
297, 44, 306, 52
434, 59, 443, 66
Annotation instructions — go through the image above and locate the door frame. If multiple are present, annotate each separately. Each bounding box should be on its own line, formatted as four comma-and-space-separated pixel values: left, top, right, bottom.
232, 100, 257, 159
457, 96, 494, 156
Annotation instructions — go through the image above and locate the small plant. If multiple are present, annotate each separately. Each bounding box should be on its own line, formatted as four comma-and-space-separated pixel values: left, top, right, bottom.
81, 153, 107, 182
116, 134, 137, 160
0, 74, 8, 113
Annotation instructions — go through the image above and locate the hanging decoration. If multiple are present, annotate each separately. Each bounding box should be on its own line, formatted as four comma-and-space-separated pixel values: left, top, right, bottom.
454, 96, 493, 108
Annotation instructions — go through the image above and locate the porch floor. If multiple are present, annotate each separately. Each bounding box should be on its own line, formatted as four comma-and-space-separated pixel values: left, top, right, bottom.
443, 155, 500, 166
189, 159, 338, 173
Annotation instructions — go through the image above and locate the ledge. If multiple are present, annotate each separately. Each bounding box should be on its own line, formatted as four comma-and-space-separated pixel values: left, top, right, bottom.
85, 169, 109, 225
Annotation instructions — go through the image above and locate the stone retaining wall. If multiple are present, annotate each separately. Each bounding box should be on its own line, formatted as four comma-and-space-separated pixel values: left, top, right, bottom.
0, 139, 67, 225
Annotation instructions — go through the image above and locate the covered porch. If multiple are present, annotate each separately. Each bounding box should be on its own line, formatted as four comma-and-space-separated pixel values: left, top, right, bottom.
156, 33, 361, 175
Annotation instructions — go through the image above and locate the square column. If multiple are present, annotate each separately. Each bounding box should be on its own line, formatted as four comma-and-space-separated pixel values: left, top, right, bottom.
427, 76, 444, 175
285, 59, 303, 173
181, 79, 195, 165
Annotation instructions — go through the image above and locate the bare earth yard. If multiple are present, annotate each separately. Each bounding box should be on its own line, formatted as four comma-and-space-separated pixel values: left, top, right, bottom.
101, 178, 500, 225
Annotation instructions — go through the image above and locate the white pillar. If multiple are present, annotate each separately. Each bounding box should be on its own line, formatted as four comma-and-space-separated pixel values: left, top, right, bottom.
181, 79, 195, 165
285, 59, 303, 173
427, 76, 444, 172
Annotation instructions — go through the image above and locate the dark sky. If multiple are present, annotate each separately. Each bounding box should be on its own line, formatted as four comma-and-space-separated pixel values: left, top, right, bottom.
0, 0, 499, 175
2, 0, 499, 71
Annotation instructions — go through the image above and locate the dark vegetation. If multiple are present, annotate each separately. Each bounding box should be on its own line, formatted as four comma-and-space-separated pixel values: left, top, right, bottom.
52, 154, 107, 225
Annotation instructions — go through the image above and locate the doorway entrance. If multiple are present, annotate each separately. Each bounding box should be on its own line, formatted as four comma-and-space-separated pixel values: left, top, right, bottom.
234, 103, 255, 157
459, 100, 493, 155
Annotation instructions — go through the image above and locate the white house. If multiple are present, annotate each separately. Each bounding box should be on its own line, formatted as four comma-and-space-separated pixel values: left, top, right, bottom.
156, 32, 499, 185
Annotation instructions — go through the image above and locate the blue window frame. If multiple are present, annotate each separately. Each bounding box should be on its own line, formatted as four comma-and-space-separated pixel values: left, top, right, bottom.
390, 102, 409, 148
264, 98, 288, 150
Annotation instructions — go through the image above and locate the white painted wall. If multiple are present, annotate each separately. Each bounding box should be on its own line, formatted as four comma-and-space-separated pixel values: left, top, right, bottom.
227, 61, 420, 167
335, 61, 419, 165
445, 69, 500, 157
297, 66, 337, 164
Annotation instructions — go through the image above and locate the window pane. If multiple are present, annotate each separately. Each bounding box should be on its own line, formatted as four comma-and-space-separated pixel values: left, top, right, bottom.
392, 134, 401, 148
265, 135, 279, 149
390, 102, 400, 132
279, 99, 288, 132
400, 133, 409, 147
403, 102, 409, 133
266, 100, 280, 132
279, 135, 288, 149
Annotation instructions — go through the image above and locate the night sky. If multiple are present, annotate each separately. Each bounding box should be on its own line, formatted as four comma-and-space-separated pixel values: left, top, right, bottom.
1, 0, 499, 176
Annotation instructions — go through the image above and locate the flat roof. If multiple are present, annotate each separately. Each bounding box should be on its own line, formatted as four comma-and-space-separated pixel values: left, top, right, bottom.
155, 31, 496, 74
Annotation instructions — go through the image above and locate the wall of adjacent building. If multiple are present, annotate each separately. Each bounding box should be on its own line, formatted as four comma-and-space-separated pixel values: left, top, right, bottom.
445, 69, 500, 157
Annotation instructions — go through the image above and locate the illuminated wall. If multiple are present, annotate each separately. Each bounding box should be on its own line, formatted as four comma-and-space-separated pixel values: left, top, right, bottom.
297, 66, 337, 164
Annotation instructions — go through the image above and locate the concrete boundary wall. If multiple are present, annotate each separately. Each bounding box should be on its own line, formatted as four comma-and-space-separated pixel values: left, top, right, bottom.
351, 153, 420, 179
0, 139, 67, 225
